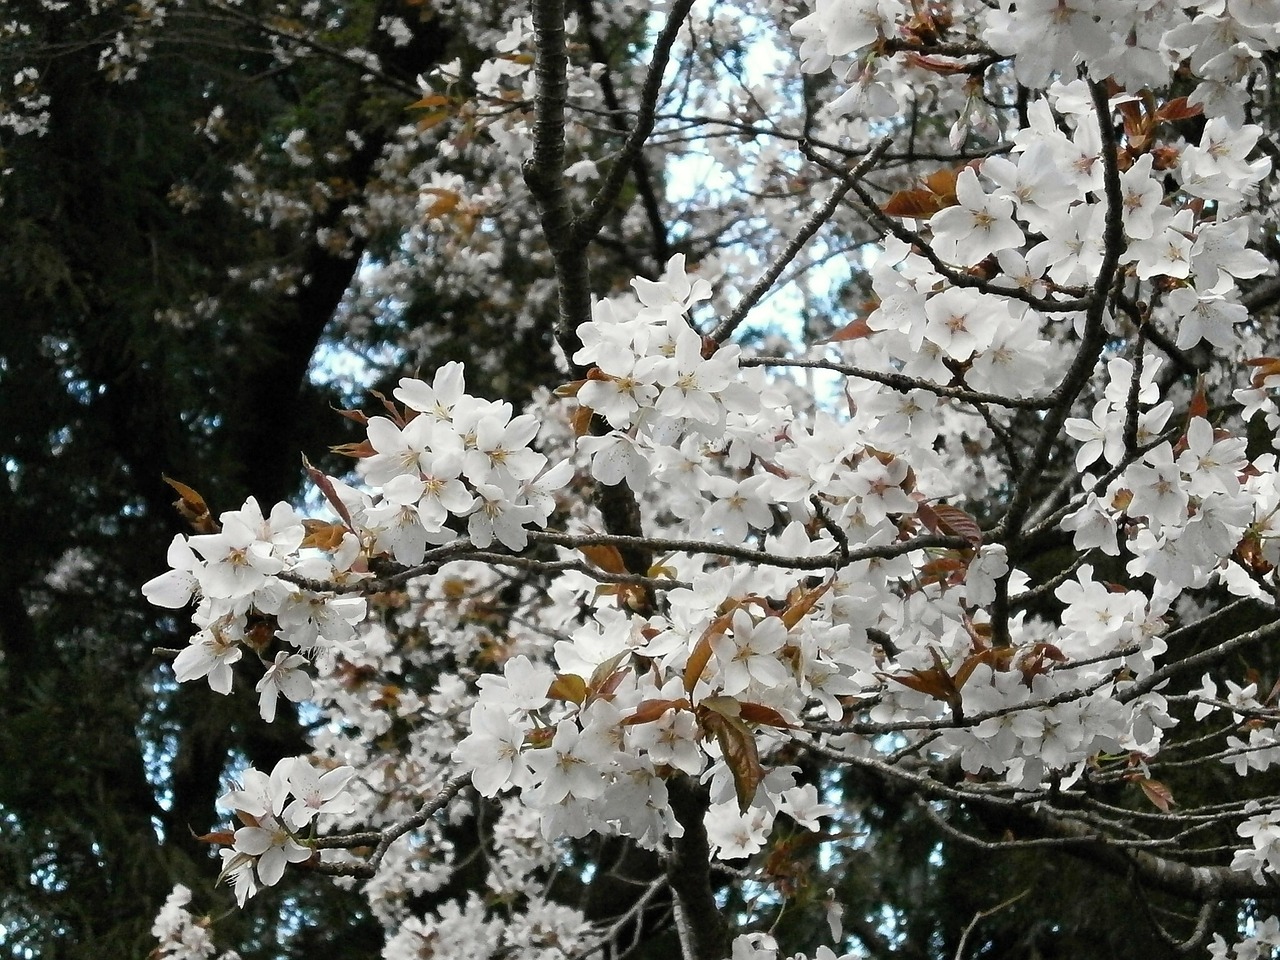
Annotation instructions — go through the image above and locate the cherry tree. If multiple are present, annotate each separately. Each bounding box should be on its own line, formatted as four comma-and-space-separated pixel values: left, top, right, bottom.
27, 0, 1275, 957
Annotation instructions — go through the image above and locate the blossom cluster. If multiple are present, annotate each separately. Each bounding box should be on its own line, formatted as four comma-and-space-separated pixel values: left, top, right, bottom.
144, 362, 572, 721
214, 757, 356, 907
151, 884, 241, 960
794, 0, 1280, 123
1208, 916, 1280, 960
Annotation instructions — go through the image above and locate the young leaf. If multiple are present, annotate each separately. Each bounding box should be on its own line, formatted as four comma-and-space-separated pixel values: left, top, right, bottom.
301, 519, 347, 551
408, 92, 450, 111
194, 830, 235, 846
1137, 777, 1175, 813
330, 404, 370, 426
622, 698, 692, 726
1245, 357, 1280, 388
882, 188, 945, 218
162, 475, 217, 532
780, 578, 831, 630
684, 610, 734, 694
917, 501, 983, 547
879, 648, 962, 711
1187, 376, 1208, 423
547, 673, 588, 705
580, 544, 629, 575
1155, 97, 1202, 122
820, 317, 876, 343
302, 455, 356, 532
330, 439, 377, 459
737, 702, 795, 729
699, 694, 743, 718
698, 707, 763, 813
571, 403, 595, 438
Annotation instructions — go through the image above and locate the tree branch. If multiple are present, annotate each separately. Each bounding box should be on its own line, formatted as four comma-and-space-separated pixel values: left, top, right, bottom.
711, 135, 893, 343
574, 0, 697, 251
665, 775, 730, 960
309, 772, 472, 878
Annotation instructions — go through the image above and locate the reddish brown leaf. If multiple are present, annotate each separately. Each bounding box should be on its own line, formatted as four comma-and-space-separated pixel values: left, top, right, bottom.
780, 578, 831, 630
580, 544, 629, 575
881, 668, 947, 700
738, 702, 795, 728
588, 652, 630, 692
684, 610, 734, 695
162, 475, 216, 532
903, 52, 973, 75
1013, 642, 1068, 683
882, 188, 944, 218
301, 519, 348, 551
555, 378, 586, 398
820, 316, 877, 343
1137, 777, 1175, 813
880, 647, 962, 708
1238, 531, 1275, 574
408, 93, 450, 111
571, 403, 595, 438
330, 405, 369, 426
699, 694, 743, 718
921, 166, 960, 202
1118, 99, 1148, 143
194, 830, 235, 846
880, 669, 955, 705
1246, 357, 1280, 389
1155, 97, 1202, 122
622, 698, 692, 725
698, 707, 763, 813
303, 455, 356, 532
367, 389, 404, 424
417, 110, 453, 132
591, 668, 632, 703
684, 634, 715, 696
330, 439, 377, 459
919, 555, 966, 587
950, 650, 985, 690
1187, 376, 1208, 423
917, 501, 983, 547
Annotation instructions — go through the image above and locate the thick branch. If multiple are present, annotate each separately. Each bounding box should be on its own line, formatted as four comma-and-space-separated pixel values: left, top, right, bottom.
1015, 804, 1280, 902
665, 775, 730, 960
525, 0, 594, 359
994, 76, 1124, 542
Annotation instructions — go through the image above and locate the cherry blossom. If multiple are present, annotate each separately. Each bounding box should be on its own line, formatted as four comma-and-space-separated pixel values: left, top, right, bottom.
929, 168, 1023, 266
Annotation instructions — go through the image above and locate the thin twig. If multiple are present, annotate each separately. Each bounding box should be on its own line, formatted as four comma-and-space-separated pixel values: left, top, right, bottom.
309, 772, 471, 878
574, 0, 697, 249
711, 135, 893, 343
